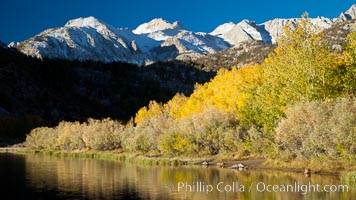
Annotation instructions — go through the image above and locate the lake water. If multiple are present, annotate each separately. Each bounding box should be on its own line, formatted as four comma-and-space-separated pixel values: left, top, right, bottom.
0, 153, 354, 200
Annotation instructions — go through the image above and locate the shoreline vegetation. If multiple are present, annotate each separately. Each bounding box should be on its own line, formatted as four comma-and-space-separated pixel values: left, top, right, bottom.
0, 147, 344, 173
11, 18, 356, 186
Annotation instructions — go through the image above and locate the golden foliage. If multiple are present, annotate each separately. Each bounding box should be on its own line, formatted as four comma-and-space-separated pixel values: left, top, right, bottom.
168, 64, 263, 119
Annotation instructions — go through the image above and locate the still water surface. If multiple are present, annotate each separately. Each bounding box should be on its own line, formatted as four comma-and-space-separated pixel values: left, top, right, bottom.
0, 153, 354, 200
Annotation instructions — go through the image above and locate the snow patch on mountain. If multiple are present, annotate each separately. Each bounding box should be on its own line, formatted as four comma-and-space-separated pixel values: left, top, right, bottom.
212, 16, 334, 45
159, 30, 231, 60
263, 17, 333, 43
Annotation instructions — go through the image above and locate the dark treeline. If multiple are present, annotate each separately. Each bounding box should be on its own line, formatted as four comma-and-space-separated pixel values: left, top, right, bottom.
0, 45, 214, 139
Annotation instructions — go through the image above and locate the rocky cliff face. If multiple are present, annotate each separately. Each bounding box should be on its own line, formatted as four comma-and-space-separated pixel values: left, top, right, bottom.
336, 4, 356, 22
195, 18, 356, 71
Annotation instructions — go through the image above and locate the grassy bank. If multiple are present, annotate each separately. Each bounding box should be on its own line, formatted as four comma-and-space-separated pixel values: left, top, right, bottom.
341, 171, 356, 187
10, 148, 199, 166
263, 158, 356, 175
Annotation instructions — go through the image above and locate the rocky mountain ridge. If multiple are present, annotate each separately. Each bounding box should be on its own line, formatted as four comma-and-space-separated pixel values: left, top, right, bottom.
10, 5, 356, 64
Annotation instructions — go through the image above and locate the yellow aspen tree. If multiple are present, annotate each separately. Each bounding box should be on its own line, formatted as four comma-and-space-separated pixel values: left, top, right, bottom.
343, 28, 356, 94
241, 15, 344, 132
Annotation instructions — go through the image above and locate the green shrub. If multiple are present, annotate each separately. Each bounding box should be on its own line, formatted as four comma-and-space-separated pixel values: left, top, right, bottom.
246, 127, 276, 157
341, 171, 356, 187
158, 130, 192, 156
25, 118, 124, 151
83, 118, 122, 150
121, 125, 154, 153
157, 107, 239, 156
275, 96, 356, 161
25, 127, 58, 150
56, 121, 86, 150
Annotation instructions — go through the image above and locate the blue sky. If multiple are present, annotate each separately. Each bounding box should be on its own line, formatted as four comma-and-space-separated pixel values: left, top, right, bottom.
0, 0, 354, 44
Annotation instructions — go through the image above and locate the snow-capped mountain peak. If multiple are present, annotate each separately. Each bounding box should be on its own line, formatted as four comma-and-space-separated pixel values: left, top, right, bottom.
337, 4, 356, 22
346, 4, 356, 17
133, 18, 185, 41
64, 16, 107, 29
212, 19, 272, 45
133, 18, 184, 34
64, 16, 120, 39
210, 22, 235, 36
237, 19, 254, 26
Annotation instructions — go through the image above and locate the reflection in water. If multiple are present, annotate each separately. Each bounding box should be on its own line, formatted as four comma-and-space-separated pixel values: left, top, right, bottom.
0, 153, 355, 200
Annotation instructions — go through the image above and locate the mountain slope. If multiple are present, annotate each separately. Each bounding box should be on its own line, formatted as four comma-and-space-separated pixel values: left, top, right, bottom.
16, 17, 230, 63
192, 40, 276, 71
158, 31, 231, 60
0, 46, 214, 123
18, 17, 160, 64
